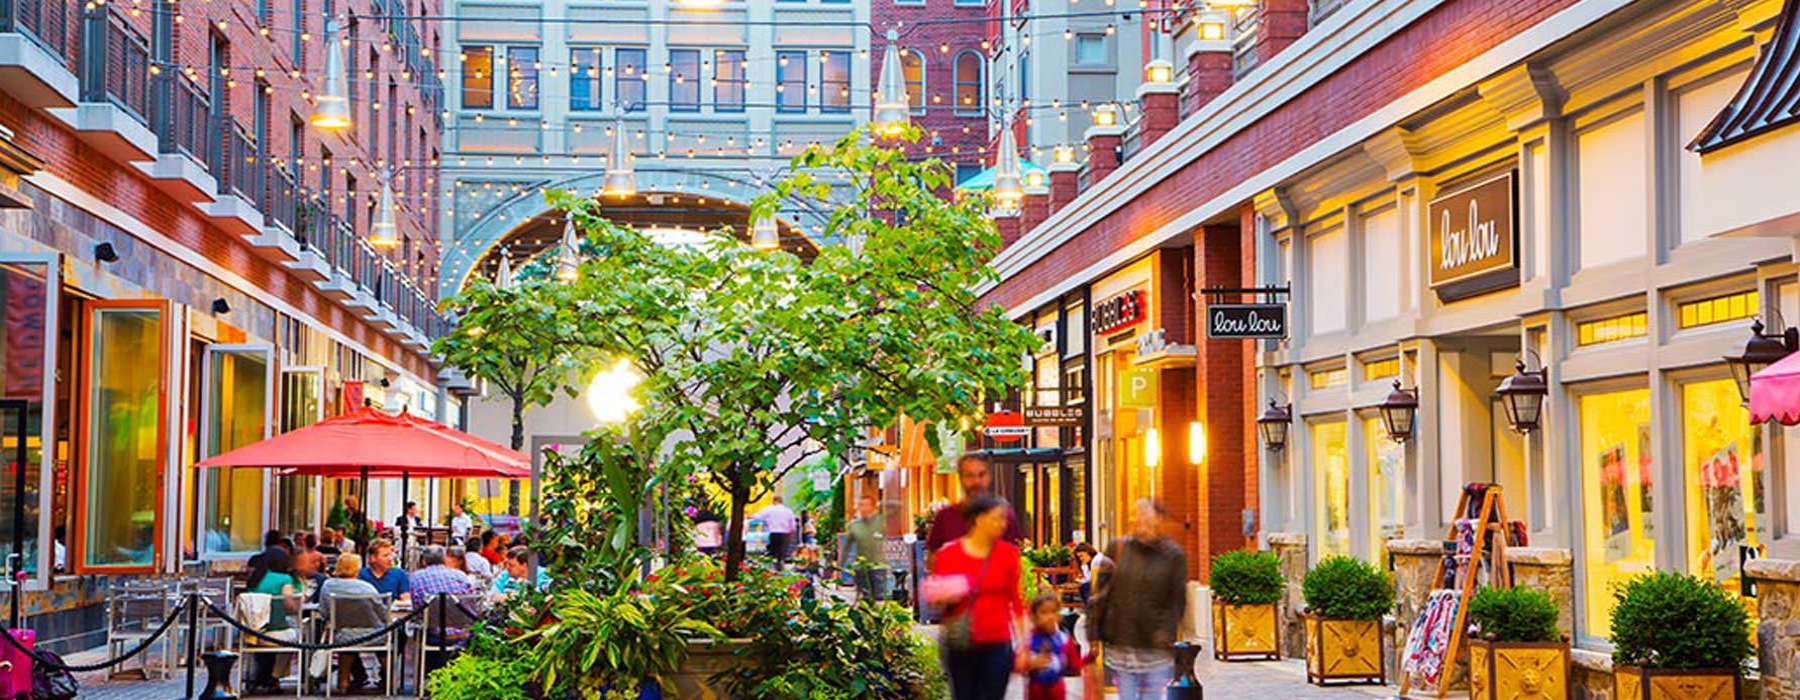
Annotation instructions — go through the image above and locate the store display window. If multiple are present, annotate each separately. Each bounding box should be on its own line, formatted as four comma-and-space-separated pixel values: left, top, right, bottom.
1365, 416, 1405, 561
1313, 420, 1349, 559
1578, 386, 1652, 638
1680, 378, 1765, 591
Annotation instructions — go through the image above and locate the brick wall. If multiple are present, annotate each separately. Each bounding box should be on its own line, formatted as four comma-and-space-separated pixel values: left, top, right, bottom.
982, 0, 1580, 312
1191, 223, 1249, 580
871, 0, 990, 172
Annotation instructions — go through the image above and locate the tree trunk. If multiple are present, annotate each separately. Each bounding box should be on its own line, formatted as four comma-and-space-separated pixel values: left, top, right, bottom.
509, 397, 525, 515
723, 477, 751, 582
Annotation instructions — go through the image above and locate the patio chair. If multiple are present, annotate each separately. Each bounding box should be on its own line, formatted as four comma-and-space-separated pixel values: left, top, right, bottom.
320, 592, 395, 697
106, 580, 178, 680
186, 577, 237, 652
415, 593, 484, 689
233, 591, 304, 697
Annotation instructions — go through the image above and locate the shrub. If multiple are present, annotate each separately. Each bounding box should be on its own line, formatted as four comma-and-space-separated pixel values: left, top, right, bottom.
1210, 550, 1284, 606
1466, 587, 1560, 643
424, 651, 536, 700
1300, 556, 1392, 621
1610, 571, 1753, 671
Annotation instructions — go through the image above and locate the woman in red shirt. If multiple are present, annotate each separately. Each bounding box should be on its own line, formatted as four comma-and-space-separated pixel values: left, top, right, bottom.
929, 494, 1025, 700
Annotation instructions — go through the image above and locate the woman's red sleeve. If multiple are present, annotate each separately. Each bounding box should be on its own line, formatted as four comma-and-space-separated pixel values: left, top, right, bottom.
1064, 637, 1083, 673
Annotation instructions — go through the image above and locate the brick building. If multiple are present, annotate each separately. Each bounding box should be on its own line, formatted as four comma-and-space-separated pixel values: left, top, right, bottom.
0, 0, 444, 651
870, 0, 991, 179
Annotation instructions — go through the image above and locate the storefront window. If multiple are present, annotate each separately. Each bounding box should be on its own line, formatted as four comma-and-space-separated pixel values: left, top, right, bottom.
276, 369, 323, 533
1313, 420, 1349, 559
84, 305, 165, 570
200, 348, 270, 555
1681, 378, 1765, 590
1578, 386, 1652, 638
1365, 416, 1404, 561
0, 261, 53, 575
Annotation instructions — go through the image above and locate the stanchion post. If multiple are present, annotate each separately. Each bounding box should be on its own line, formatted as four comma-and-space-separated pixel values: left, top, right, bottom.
182, 592, 200, 700
1165, 641, 1203, 700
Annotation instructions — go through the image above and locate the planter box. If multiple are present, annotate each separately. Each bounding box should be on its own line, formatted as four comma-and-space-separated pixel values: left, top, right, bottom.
1212, 602, 1279, 661
669, 638, 752, 698
1469, 639, 1568, 700
1302, 613, 1385, 686
1614, 665, 1739, 700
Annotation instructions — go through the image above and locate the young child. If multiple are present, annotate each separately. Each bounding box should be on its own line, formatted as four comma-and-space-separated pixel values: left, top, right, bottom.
1018, 594, 1083, 700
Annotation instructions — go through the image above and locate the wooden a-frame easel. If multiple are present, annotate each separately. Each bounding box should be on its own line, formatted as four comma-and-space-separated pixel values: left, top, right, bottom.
1397, 484, 1515, 699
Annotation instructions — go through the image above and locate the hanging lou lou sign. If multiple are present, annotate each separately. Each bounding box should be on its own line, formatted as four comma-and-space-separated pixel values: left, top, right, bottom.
1207, 303, 1287, 339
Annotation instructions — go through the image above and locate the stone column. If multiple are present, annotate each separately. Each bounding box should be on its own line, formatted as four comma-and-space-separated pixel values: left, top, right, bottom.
1388, 539, 1443, 679
1269, 532, 1308, 658
1750, 558, 1800, 700
1505, 547, 1574, 637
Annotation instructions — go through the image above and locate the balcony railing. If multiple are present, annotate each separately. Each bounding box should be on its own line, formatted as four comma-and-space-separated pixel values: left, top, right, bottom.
160, 78, 211, 165
1119, 117, 1146, 165
220, 120, 261, 203
81, 9, 150, 121
265, 162, 298, 233
0, 0, 71, 62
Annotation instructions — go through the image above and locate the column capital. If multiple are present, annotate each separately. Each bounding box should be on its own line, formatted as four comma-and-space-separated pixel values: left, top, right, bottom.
1252, 187, 1297, 232
1477, 62, 1565, 132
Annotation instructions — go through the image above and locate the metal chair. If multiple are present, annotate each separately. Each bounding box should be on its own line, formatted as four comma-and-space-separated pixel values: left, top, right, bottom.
415, 593, 484, 690
186, 577, 238, 652
233, 591, 305, 697
106, 580, 178, 679
320, 592, 395, 697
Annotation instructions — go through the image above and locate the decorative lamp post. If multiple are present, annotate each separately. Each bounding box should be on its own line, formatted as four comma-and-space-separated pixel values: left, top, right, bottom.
1194, 10, 1230, 41
1726, 319, 1799, 405
1053, 145, 1077, 165
369, 177, 399, 247
1257, 399, 1292, 451
601, 115, 636, 197
872, 30, 910, 138
1496, 358, 1551, 433
311, 19, 351, 129
1377, 380, 1419, 442
554, 216, 580, 281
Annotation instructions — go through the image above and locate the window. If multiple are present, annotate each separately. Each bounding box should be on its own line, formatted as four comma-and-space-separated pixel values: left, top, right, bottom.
1681, 378, 1765, 595
1365, 416, 1405, 561
954, 51, 982, 115
0, 258, 56, 578
1578, 386, 1652, 638
570, 47, 603, 111
821, 50, 851, 113
462, 45, 494, 109
1679, 290, 1759, 329
290, 0, 304, 64
776, 50, 806, 112
1577, 312, 1648, 346
669, 49, 700, 112
615, 48, 647, 111
200, 346, 273, 555
81, 302, 168, 571
901, 49, 923, 112
1362, 357, 1399, 381
506, 45, 540, 110
714, 49, 745, 112
288, 115, 303, 170
1075, 34, 1107, 65
1312, 420, 1350, 560
1308, 366, 1347, 389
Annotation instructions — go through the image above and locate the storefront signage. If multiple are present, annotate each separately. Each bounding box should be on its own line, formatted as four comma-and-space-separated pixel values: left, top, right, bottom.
1429, 172, 1518, 293
983, 409, 1029, 442
341, 381, 365, 413
1206, 303, 1287, 339
1120, 368, 1159, 408
1093, 289, 1147, 335
1024, 406, 1084, 426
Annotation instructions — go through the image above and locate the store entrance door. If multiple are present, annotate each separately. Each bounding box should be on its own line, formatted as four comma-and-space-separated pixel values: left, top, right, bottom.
1007, 461, 1072, 547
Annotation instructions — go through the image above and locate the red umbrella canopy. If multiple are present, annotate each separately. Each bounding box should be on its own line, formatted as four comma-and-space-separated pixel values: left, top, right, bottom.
194, 407, 531, 479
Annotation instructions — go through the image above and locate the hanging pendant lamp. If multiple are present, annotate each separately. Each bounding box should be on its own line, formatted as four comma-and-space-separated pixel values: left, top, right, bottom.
991, 117, 1025, 216
495, 247, 514, 289
872, 29, 910, 138
369, 177, 399, 247
555, 216, 580, 281
311, 19, 351, 129
601, 115, 636, 197
750, 216, 779, 250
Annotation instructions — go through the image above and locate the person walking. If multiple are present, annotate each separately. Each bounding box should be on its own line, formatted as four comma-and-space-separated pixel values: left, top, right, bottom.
925, 454, 1022, 558
751, 496, 799, 566
449, 502, 475, 543
1089, 499, 1188, 700
843, 493, 890, 602
926, 494, 1024, 700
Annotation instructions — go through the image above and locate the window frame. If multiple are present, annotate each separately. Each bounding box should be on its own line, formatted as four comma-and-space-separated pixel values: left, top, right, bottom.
196, 344, 277, 560
569, 46, 605, 111
820, 50, 851, 114
0, 253, 61, 590
900, 48, 924, 114
505, 45, 541, 111
776, 50, 807, 113
668, 48, 701, 113
74, 298, 172, 576
713, 49, 746, 113
615, 47, 648, 112
461, 44, 495, 110
953, 50, 983, 117
1074, 33, 1109, 66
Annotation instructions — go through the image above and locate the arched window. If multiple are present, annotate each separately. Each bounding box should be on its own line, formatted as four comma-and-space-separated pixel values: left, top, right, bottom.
953, 51, 983, 116
901, 49, 924, 113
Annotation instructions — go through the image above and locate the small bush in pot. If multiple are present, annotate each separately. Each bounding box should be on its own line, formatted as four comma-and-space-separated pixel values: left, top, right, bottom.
1210, 550, 1284, 661
1610, 571, 1752, 700
1466, 587, 1568, 700
1299, 556, 1391, 685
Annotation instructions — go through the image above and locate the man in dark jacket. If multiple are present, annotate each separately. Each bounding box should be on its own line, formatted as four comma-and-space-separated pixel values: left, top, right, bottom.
924, 453, 1021, 556
1091, 498, 1187, 700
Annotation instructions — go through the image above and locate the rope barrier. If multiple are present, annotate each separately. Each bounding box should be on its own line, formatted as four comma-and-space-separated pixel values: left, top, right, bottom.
201, 599, 432, 651
0, 597, 189, 673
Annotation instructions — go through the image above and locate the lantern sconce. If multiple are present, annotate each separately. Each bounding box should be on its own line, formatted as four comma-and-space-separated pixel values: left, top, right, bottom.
1256, 397, 1292, 452
1726, 318, 1799, 407
1376, 380, 1419, 443
1497, 350, 1551, 433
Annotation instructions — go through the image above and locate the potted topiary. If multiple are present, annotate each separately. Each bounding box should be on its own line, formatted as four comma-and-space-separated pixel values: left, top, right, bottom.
1209, 549, 1284, 661
1466, 587, 1567, 700
1610, 571, 1753, 700
1300, 555, 1392, 686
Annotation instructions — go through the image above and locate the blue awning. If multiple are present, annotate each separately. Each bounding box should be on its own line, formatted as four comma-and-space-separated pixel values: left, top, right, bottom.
956, 160, 1048, 190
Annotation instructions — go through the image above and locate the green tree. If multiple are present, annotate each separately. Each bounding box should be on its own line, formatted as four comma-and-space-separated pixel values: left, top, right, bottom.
431, 279, 592, 452
552, 126, 1041, 579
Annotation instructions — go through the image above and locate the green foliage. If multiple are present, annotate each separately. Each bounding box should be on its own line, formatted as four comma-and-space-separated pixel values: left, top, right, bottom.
1209, 550, 1284, 606
424, 651, 536, 700
534, 426, 663, 593
1609, 571, 1753, 670
518, 587, 722, 696
431, 278, 594, 449
716, 597, 942, 699
1024, 545, 1073, 568
647, 555, 804, 638
1466, 587, 1560, 643
815, 477, 847, 548
1300, 556, 1393, 621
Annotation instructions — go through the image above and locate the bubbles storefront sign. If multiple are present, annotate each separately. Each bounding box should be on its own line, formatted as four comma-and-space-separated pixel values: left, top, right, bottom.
1429, 171, 1518, 301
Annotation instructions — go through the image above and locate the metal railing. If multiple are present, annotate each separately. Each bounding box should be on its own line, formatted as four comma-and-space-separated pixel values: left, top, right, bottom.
1119, 116, 1146, 165
265, 162, 298, 234
160, 78, 212, 167
220, 119, 261, 203
0, 0, 71, 63
79, 8, 151, 122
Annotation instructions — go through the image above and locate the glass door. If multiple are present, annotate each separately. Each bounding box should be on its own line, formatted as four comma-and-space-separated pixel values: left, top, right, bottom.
277, 367, 324, 533
0, 256, 57, 585
79, 300, 170, 573
197, 344, 274, 557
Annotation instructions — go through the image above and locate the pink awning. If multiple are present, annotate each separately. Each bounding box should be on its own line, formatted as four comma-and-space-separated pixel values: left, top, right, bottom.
1750, 351, 1800, 425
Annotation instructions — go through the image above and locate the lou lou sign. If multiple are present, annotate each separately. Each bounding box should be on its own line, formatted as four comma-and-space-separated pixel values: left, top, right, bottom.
1207, 303, 1287, 339
1429, 171, 1517, 288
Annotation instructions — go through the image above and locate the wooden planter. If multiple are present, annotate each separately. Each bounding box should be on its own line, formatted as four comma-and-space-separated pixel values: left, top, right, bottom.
669, 638, 751, 699
1614, 665, 1739, 700
1212, 601, 1279, 661
1302, 614, 1385, 686
1468, 639, 1568, 700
